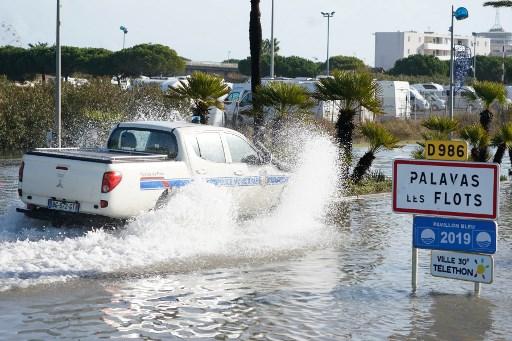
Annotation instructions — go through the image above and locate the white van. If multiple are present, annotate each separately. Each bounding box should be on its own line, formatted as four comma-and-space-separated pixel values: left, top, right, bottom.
376, 81, 411, 119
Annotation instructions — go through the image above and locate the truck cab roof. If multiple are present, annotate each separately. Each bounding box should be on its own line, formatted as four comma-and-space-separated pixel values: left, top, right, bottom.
117, 120, 245, 135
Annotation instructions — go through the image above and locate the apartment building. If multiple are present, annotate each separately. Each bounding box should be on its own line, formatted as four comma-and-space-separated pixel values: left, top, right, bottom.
375, 31, 491, 70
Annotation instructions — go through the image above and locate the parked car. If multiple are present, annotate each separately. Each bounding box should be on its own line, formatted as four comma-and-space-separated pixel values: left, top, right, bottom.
17, 121, 288, 220
424, 93, 446, 111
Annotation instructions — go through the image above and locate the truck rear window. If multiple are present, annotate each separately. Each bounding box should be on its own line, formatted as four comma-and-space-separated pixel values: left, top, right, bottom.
108, 128, 178, 157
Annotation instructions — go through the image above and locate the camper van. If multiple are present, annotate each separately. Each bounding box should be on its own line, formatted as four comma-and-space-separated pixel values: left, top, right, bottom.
376, 81, 411, 120
409, 87, 430, 111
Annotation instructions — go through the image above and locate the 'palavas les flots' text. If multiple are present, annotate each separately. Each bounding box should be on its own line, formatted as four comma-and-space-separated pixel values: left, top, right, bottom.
406, 171, 482, 207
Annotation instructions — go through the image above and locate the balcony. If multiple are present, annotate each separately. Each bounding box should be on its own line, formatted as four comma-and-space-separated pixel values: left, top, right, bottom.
423, 43, 451, 51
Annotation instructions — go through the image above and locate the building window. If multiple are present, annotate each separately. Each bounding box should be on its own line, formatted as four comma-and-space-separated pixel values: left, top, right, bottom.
408, 49, 410, 54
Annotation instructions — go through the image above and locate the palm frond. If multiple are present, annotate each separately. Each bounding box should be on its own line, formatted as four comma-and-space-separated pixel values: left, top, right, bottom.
421, 115, 458, 137
472, 80, 506, 109
256, 82, 315, 119
314, 70, 382, 114
167, 71, 230, 113
492, 123, 512, 147
360, 121, 400, 153
460, 124, 488, 149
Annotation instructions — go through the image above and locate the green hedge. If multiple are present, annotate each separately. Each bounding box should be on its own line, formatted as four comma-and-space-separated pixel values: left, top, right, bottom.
0, 78, 188, 155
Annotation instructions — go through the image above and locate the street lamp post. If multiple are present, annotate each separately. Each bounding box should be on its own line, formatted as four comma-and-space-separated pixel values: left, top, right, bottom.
321, 11, 335, 76
120, 26, 128, 49
472, 32, 477, 82
449, 6, 468, 123
55, 0, 61, 148
270, 0, 275, 78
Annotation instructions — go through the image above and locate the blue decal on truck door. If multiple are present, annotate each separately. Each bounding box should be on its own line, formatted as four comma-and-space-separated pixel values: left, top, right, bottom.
140, 175, 288, 190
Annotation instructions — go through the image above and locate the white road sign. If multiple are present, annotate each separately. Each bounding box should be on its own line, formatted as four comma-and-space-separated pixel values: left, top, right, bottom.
431, 250, 494, 284
393, 159, 499, 219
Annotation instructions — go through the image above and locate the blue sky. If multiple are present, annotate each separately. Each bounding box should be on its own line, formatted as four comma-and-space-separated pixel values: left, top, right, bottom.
1, 0, 508, 65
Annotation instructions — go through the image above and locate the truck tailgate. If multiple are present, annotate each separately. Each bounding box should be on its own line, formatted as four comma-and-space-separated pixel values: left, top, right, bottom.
22, 154, 107, 203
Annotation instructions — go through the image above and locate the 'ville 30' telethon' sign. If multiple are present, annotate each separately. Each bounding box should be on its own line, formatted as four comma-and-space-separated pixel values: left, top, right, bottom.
393, 159, 499, 220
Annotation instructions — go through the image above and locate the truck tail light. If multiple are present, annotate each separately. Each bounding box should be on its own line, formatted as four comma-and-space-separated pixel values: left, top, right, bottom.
101, 171, 122, 193
19, 161, 24, 182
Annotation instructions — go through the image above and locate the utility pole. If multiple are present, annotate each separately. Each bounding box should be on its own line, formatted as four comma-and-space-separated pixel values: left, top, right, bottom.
270, 0, 275, 78
449, 5, 455, 123
321, 11, 335, 76
502, 43, 506, 84
55, 0, 61, 148
472, 32, 477, 82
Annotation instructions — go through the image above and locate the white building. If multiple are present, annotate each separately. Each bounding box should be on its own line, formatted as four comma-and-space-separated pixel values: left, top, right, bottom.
375, 31, 491, 70
476, 11, 512, 58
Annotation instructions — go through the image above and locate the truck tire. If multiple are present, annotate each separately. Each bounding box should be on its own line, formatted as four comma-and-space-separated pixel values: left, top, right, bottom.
154, 189, 170, 210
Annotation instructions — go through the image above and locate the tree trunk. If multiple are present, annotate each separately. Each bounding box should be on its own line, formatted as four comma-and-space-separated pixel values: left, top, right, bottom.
480, 109, 493, 133
493, 143, 506, 164
336, 109, 356, 161
351, 151, 375, 184
470, 147, 479, 162
477, 145, 489, 162
249, 0, 263, 142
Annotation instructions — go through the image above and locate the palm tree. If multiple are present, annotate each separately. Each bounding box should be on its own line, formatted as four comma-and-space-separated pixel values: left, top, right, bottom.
249, 0, 264, 141
412, 116, 459, 159
314, 70, 382, 161
491, 123, 512, 163
468, 81, 506, 160
421, 115, 458, 139
471, 81, 506, 132
168, 71, 230, 124
256, 82, 314, 120
460, 124, 490, 162
351, 122, 400, 184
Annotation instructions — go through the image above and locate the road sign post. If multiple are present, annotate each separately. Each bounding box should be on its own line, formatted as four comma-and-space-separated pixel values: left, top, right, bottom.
392, 157, 500, 295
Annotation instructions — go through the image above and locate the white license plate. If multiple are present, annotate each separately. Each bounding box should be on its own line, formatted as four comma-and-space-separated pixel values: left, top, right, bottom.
48, 199, 80, 213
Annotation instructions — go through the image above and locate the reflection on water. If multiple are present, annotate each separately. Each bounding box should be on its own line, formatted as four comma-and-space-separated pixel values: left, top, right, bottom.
1, 146, 512, 339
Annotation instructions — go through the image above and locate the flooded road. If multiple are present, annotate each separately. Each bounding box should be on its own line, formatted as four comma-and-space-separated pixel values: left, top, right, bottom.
1, 141, 512, 340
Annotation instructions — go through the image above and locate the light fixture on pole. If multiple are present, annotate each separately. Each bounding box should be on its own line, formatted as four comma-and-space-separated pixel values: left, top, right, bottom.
321, 11, 335, 76
449, 6, 468, 123
55, 0, 61, 148
120, 25, 128, 49
270, 0, 275, 78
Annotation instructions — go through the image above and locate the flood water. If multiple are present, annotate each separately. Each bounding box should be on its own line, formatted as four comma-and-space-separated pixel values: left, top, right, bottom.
1, 139, 512, 340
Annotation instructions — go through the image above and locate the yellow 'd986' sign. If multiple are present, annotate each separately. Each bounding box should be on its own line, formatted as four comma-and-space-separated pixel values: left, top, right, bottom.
424, 140, 468, 161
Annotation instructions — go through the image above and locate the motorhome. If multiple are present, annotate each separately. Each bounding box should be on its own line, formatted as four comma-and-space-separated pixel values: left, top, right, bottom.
409, 87, 430, 111
376, 81, 411, 120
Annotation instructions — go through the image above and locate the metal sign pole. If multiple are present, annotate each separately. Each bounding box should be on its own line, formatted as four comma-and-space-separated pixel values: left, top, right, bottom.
412, 246, 418, 292
474, 282, 481, 296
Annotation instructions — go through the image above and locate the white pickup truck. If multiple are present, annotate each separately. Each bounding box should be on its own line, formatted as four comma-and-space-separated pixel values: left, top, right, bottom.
17, 121, 288, 221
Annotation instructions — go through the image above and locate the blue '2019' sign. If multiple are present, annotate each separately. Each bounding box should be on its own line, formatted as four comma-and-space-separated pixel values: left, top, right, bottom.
413, 216, 497, 254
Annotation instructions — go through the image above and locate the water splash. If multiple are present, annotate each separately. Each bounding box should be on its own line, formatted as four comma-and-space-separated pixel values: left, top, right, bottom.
0, 126, 340, 291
